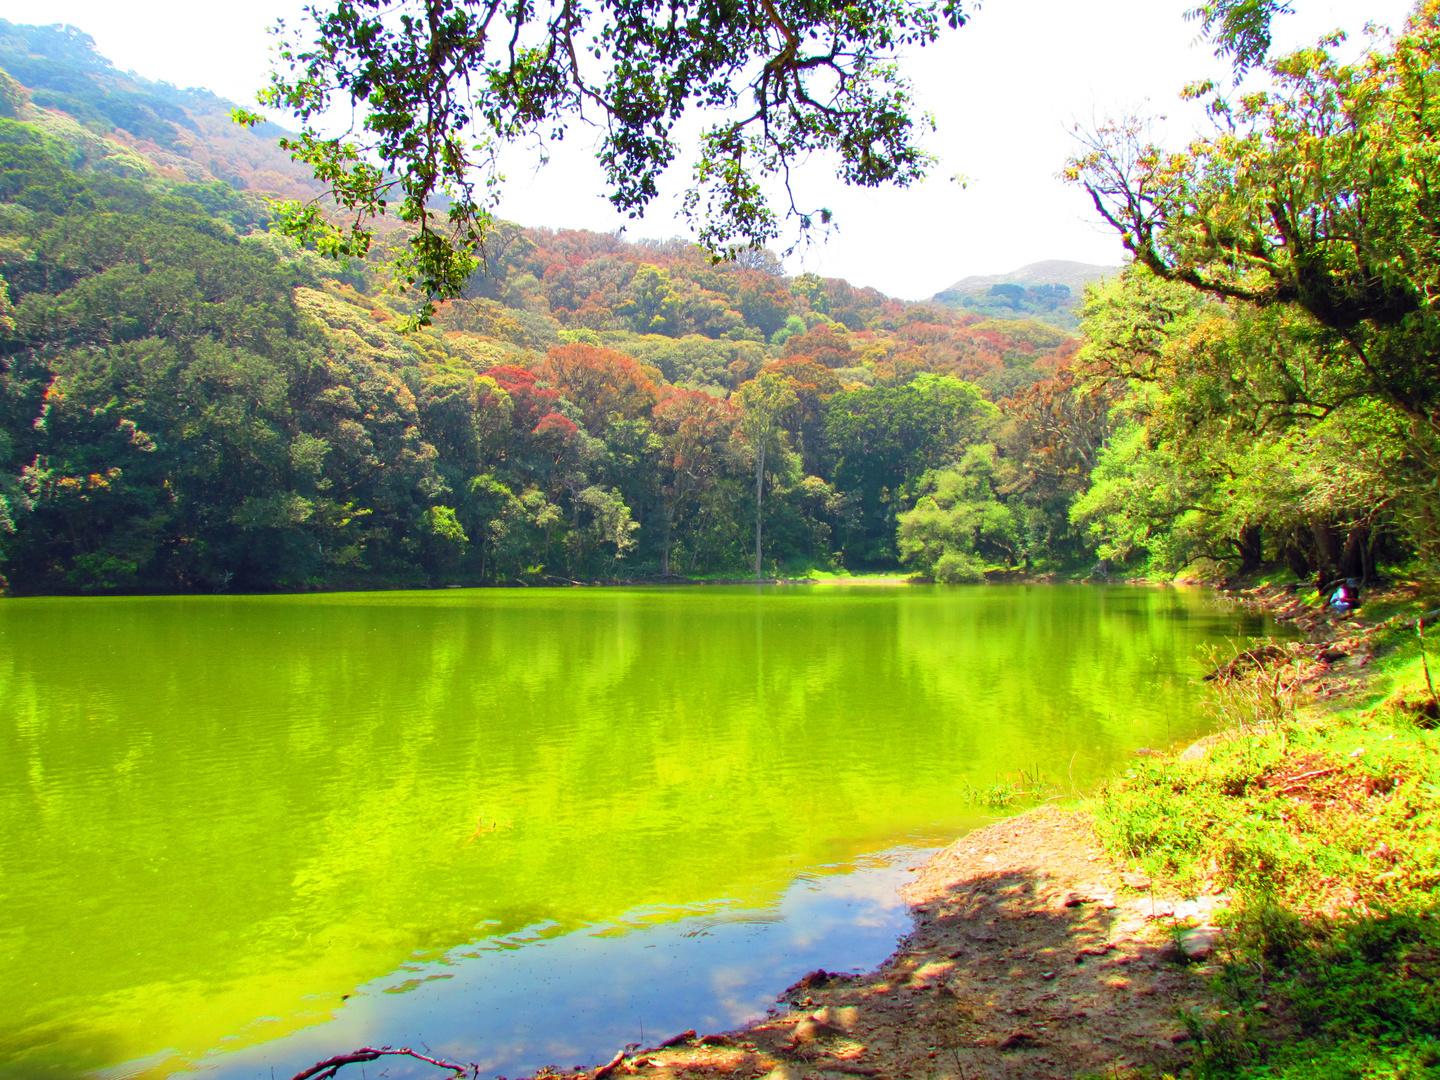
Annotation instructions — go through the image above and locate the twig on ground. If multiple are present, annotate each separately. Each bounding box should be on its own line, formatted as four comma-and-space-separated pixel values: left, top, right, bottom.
1419, 619, 1437, 704
1274, 767, 1342, 792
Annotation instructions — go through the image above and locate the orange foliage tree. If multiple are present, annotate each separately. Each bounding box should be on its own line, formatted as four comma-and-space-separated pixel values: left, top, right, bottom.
481, 365, 561, 434
539, 344, 658, 434
783, 324, 854, 368
651, 388, 740, 575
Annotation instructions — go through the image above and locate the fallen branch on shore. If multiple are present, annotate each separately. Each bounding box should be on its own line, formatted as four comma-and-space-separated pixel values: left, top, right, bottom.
593, 1049, 627, 1078
1273, 766, 1342, 794
1406, 607, 1440, 629
290, 1047, 475, 1080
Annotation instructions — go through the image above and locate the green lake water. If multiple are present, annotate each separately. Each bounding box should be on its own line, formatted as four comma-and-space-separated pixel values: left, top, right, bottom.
0, 584, 1274, 1079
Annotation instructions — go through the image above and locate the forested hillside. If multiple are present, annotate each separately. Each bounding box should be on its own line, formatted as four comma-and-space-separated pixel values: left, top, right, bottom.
0, 20, 323, 199
933, 260, 1117, 330
0, 15, 1429, 595
0, 24, 1102, 592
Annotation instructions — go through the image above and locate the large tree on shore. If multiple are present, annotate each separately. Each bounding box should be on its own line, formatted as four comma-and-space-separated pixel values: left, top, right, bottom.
1065, 2, 1440, 569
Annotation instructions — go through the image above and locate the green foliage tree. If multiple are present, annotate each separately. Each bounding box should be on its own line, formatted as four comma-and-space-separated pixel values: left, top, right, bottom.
1068, 8, 1440, 437
1185, 0, 1294, 75
896, 444, 1019, 582
824, 373, 995, 564
567, 485, 640, 572
737, 371, 798, 578
418, 504, 468, 575
1061, 9, 1440, 579
1065, 262, 1420, 579
988, 283, 1025, 310
617, 266, 685, 336
466, 475, 562, 580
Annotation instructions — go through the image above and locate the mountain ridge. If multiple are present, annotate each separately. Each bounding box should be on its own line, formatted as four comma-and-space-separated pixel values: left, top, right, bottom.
940, 259, 1119, 296
0, 18, 322, 200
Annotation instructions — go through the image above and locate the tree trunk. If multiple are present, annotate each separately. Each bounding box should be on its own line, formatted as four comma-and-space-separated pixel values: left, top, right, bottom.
1339, 525, 1368, 582
660, 508, 673, 577
1312, 519, 1342, 578
754, 442, 765, 580
1236, 525, 1264, 577
1283, 526, 1311, 580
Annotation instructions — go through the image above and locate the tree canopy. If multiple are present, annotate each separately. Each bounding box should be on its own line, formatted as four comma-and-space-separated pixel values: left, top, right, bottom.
13, 4, 1436, 595
0, 86, 1102, 593
1186, 0, 1296, 75
1058, 4, 1440, 581
1068, 5, 1440, 430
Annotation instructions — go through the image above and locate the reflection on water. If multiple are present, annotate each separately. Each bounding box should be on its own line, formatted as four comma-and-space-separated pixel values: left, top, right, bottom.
0, 585, 1274, 1078
200, 848, 929, 1080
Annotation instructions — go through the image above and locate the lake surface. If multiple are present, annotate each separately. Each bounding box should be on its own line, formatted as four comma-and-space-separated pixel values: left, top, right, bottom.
0, 584, 1273, 1079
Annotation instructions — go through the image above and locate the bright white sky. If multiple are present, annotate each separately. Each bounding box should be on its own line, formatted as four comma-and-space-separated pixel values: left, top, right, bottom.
0, 0, 1415, 298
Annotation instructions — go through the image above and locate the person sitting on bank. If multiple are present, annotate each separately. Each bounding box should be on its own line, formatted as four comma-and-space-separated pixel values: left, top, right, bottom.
1330, 578, 1361, 615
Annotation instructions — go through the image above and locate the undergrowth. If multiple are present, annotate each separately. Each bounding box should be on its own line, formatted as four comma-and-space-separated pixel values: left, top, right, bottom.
1092, 581, 1440, 1079
1094, 713, 1440, 912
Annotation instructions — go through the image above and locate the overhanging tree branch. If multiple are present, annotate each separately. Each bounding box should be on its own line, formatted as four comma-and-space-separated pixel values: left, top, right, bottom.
237, 0, 967, 323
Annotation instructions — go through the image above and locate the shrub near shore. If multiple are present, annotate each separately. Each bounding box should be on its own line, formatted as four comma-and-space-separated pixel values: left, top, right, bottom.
1093, 580, 1440, 1079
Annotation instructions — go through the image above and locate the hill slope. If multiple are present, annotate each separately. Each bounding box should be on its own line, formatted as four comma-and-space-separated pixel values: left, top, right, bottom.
0, 19, 322, 199
932, 260, 1120, 329
0, 21, 1101, 594
940, 259, 1118, 295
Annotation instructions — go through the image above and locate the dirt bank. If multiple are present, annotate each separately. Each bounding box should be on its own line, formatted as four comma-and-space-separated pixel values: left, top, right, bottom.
519, 807, 1226, 1080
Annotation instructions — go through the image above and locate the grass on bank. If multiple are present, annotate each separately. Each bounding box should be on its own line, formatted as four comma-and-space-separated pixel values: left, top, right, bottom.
1089, 581, 1440, 1079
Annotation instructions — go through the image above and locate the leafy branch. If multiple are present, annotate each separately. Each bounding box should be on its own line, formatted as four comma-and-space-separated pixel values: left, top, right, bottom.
236, 0, 968, 322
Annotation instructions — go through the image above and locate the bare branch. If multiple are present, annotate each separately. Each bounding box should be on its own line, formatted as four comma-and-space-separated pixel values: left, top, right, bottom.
290, 1047, 473, 1080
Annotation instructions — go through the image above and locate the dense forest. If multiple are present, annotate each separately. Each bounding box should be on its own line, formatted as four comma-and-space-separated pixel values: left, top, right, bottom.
0, 21, 1099, 592
0, 14, 1430, 593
